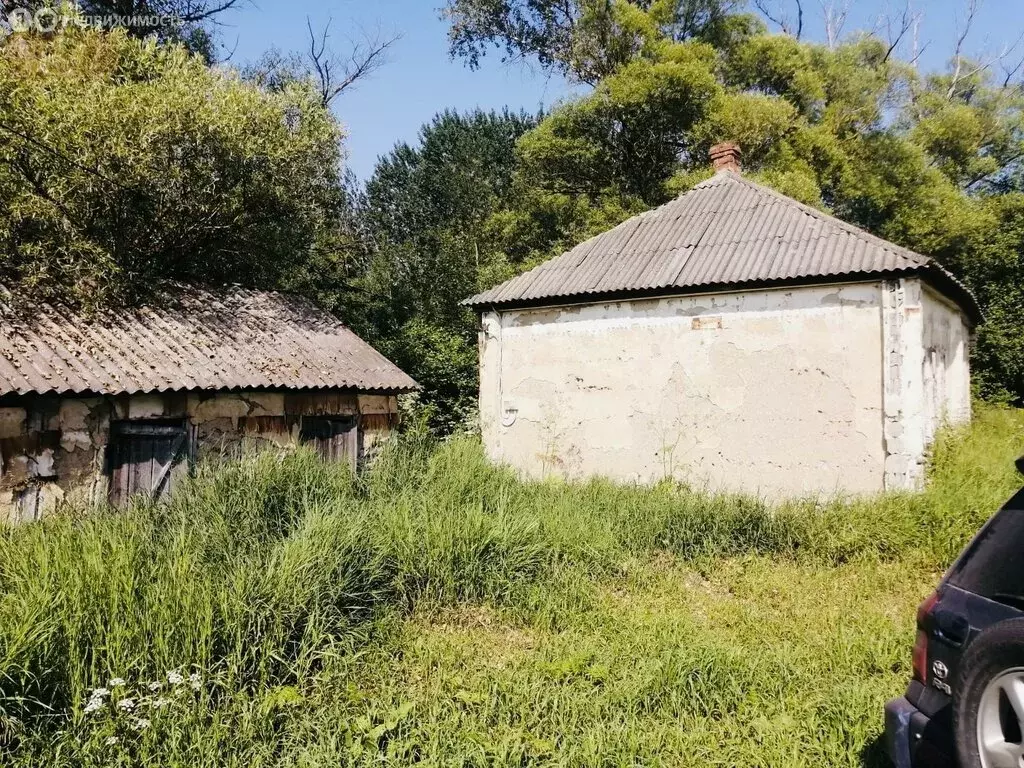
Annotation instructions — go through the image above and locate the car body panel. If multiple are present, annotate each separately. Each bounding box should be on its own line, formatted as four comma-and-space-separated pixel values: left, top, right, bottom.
884, 483, 1024, 767
921, 587, 1022, 702
885, 688, 955, 768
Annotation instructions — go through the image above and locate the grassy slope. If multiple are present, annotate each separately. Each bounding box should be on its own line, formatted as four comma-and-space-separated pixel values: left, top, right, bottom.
0, 406, 1022, 766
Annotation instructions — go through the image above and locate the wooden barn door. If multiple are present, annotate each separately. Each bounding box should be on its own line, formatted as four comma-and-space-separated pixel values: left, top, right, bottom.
107, 421, 193, 505
299, 416, 359, 472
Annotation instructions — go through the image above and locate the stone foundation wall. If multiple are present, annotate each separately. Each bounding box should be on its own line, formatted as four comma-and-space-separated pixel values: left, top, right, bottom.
0, 389, 400, 523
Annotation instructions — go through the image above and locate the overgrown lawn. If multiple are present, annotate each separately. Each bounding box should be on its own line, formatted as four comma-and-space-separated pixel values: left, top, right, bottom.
1, 407, 1022, 766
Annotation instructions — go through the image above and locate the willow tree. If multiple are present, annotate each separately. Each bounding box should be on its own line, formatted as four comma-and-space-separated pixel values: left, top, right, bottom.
0, 25, 348, 309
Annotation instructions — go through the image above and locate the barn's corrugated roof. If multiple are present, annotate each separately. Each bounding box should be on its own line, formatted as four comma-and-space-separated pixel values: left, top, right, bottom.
0, 284, 419, 397
464, 171, 981, 320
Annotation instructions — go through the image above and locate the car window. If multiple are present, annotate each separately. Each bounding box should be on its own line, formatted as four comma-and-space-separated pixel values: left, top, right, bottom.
948, 488, 1024, 604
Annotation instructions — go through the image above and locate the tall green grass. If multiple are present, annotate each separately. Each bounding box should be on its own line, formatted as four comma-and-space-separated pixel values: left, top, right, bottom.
0, 405, 1021, 766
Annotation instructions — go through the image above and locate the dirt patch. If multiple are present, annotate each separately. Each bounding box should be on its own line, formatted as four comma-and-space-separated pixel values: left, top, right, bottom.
412, 604, 539, 669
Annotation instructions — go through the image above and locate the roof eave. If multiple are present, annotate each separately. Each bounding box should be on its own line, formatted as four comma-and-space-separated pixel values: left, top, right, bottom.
0, 382, 420, 401
919, 264, 984, 326
464, 269, 983, 323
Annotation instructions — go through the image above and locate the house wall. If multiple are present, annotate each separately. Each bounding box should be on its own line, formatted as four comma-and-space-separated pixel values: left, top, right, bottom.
921, 285, 972, 438
880, 279, 973, 490
479, 283, 888, 498
0, 390, 399, 523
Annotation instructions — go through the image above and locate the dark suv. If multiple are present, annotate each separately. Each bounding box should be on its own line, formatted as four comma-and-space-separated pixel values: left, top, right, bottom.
885, 457, 1024, 768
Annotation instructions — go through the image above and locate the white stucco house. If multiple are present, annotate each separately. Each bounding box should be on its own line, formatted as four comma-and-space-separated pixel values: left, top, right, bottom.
463, 144, 981, 497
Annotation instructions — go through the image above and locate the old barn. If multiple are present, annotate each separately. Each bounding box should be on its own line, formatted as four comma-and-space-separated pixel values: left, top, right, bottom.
465, 145, 981, 497
0, 285, 417, 522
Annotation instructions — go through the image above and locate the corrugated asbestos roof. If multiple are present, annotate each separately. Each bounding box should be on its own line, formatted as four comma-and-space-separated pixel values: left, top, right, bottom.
0, 284, 419, 397
464, 171, 981, 320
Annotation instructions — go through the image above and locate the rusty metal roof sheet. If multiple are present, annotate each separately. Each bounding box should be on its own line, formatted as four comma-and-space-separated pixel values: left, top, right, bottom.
464, 171, 981, 320
0, 284, 419, 397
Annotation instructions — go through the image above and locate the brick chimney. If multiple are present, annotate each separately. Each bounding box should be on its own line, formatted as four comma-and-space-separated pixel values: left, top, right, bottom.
710, 142, 742, 174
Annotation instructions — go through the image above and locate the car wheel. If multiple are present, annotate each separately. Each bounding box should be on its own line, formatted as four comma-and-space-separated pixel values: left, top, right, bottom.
956, 619, 1024, 768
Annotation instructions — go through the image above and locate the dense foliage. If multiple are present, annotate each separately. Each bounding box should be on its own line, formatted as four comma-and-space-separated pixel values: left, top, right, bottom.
1, 406, 1022, 765
347, 110, 537, 433
0, 27, 348, 309
1, 0, 237, 60
443, 0, 750, 84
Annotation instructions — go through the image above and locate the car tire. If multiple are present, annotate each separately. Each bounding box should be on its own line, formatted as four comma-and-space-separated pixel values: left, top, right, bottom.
955, 618, 1024, 768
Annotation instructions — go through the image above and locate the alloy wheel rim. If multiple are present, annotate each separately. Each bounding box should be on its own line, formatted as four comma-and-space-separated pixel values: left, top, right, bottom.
979, 667, 1024, 768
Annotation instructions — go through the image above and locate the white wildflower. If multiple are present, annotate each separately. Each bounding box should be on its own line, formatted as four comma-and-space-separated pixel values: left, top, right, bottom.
89, 687, 110, 700
117, 698, 136, 711
109, 678, 126, 687
132, 718, 151, 731
147, 681, 163, 692
167, 670, 183, 686
83, 698, 104, 714
151, 697, 170, 710
189, 672, 202, 690
105, 736, 118, 746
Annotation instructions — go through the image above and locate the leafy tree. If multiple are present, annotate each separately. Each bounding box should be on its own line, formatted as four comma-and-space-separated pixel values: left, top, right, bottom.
518, 39, 721, 203
443, 0, 755, 84
906, 65, 1024, 194
349, 109, 536, 433
365, 109, 534, 259
968, 195, 1024, 403
0, 25, 348, 309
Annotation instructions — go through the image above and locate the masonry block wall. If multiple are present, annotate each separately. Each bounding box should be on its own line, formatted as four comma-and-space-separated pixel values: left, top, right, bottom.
0, 389, 399, 523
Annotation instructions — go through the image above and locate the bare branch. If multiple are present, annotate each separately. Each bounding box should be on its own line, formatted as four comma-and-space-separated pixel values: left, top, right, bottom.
819, 0, 850, 49
908, 10, 931, 67
934, 0, 1024, 96
947, 0, 979, 99
912, 39, 931, 68
753, 0, 803, 39
217, 34, 241, 64
306, 17, 400, 108
879, 0, 921, 63
170, 0, 246, 25
998, 30, 1024, 87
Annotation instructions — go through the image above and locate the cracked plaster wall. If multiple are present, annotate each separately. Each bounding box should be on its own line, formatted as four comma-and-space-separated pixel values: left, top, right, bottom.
881, 279, 972, 490
0, 390, 399, 523
922, 286, 972, 437
480, 283, 897, 498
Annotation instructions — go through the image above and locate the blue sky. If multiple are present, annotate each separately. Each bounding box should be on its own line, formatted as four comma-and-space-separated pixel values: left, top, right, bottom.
222, 0, 1023, 181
